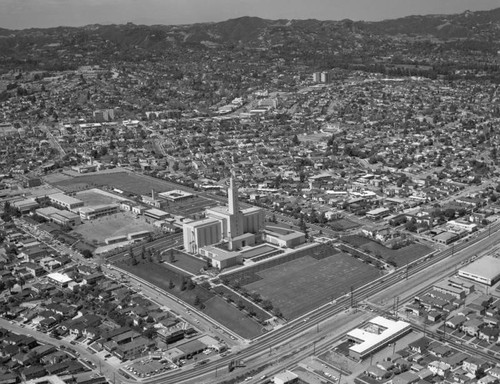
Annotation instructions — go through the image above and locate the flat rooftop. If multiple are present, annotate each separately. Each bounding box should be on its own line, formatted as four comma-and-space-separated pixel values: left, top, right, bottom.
47, 272, 73, 284
459, 255, 500, 281
347, 316, 411, 355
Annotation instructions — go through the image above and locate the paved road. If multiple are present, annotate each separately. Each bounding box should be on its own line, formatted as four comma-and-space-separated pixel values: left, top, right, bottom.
370, 224, 500, 309
0, 318, 119, 381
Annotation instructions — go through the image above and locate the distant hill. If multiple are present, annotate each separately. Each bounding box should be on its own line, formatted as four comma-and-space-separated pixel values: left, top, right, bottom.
358, 8, 500, 39
0, 8, 499, 60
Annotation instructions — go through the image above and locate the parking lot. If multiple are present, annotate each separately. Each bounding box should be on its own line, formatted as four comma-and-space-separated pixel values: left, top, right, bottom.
124, 358, 177, 378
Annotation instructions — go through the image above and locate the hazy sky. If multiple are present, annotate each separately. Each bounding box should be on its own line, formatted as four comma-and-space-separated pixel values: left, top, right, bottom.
1, 0, 499, 30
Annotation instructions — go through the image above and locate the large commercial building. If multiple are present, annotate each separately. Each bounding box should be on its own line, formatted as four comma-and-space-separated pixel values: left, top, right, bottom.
183, 178, 265, 254
458, 256, 500, 286
346, 316, 411, 360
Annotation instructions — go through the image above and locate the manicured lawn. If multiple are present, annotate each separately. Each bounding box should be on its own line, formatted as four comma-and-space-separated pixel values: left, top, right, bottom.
164, 250, 208, 275
117, 260, 212, 306
118, 260, 265, 339
244, 252, 380, 319
213, 285, 272, 321
202, 295, 265, 339
342, 235, 433, 267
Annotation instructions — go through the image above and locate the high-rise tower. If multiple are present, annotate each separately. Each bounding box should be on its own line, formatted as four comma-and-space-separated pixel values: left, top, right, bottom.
228, 177, 238, 215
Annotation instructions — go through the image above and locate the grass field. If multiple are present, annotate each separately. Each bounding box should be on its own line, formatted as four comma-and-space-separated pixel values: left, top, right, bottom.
166, 196, 218, 217
213, 285, 272, 322
164, 250, 207, 275
329, 219, 360, 231
244, 252, 380, 319
203, 296, 264, 339
342, 235, 433, 267
72, 212, 155, 244
118, 260, 264, 339
54, 172, 172, 196
75, 189, 122, 206
118, 260, 211, 305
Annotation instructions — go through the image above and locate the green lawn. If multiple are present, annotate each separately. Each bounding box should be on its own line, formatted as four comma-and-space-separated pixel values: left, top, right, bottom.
202, 296, 265, 339
118, 260, 266, 339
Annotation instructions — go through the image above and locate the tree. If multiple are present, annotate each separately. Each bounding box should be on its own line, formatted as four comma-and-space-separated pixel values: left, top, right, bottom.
194, 295, 201, 306
262, 299, 273, 311
81, 249, 93, 259
291, 134, 300, 146
131, 255, 139, 266
141, 245, 146, 260
5, 280, 15, 293
237, 300, 245, 310
168, 280, 175, 289
169, 250, 176, 263
273, 307, 283, 318
143, 327, 156, 339
180, 277, 187, 291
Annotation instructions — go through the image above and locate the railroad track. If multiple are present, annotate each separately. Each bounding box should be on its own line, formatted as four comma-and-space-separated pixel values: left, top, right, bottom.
134, 223, 500, 384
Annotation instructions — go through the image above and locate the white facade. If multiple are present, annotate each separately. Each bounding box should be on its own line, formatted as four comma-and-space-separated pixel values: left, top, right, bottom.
183, 218, 222, 254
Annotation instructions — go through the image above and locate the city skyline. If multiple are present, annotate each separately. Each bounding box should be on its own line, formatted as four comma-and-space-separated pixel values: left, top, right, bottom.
1, 0, 499, 30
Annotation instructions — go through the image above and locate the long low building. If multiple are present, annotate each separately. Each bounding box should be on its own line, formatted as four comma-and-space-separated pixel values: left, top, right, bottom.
79, 204, 119, 220
458, 256, 500, 286
48, 193, 84, 210
346, 316, 411, 360
36, 207, 81, 227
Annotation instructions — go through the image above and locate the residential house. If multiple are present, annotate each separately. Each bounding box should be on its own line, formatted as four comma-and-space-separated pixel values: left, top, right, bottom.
428, 361, 451, 377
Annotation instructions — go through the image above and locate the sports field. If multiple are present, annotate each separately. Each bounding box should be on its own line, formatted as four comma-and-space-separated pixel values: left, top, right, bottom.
244, 252, 380, 319
72, 212, 155, 244
75, 189, 124, 206
54, 172, 172, 195
53, 172, 215, 216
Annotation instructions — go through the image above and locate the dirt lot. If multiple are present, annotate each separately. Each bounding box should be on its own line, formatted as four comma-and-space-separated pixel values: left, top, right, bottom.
72, 212, 156, 244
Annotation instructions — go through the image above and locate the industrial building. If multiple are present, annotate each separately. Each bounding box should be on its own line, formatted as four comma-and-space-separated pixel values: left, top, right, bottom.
458, 256, 500, 286
346, 316, 412, 360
